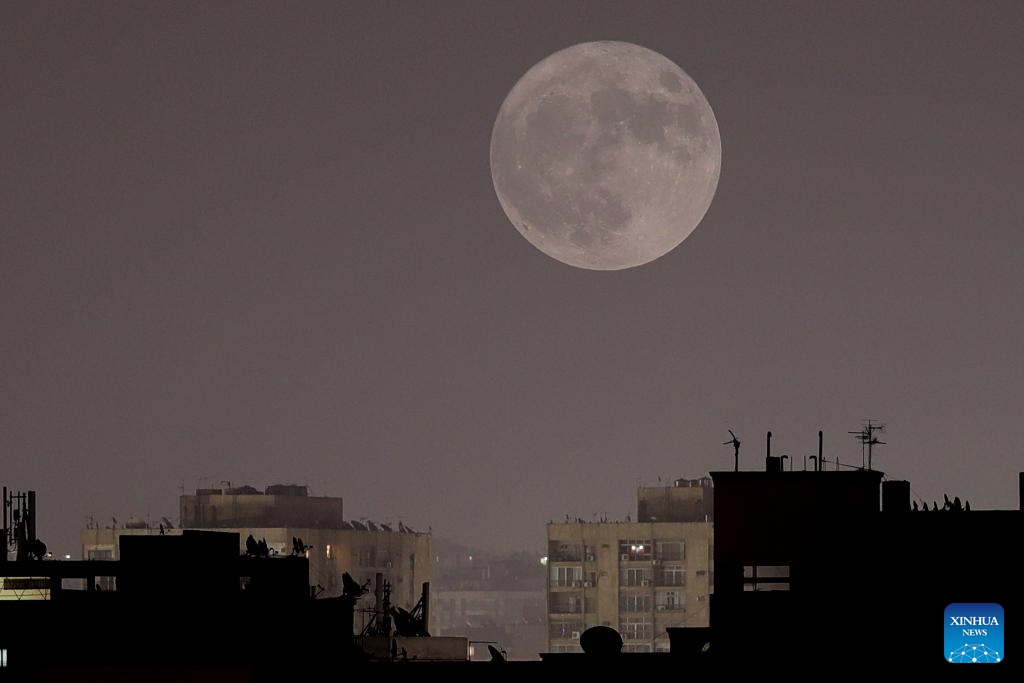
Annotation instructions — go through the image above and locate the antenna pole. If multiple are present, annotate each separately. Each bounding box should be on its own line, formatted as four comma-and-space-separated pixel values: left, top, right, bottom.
817, 430, 823, 472
850, 420, 886, 471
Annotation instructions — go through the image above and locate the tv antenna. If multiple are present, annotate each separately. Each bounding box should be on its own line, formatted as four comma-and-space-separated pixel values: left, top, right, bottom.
722, 429, 741, 471
848, 419, 886, 470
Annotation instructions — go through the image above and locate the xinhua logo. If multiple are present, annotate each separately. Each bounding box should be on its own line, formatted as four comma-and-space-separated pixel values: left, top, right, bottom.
945, 603, 1004, 663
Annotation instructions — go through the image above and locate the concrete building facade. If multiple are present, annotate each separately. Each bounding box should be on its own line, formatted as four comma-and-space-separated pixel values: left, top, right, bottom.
546, 478, 713, 653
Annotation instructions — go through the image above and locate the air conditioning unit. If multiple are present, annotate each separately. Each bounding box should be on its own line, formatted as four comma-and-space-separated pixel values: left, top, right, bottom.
656, 605, 666, 611
572, 580, 582, 587
585, 554, 595, 562
571, 631, 581, 640
583, 581, 593, 587
621, 554, 629, 561
641, 579, 651, 587
652, 559, 661, 565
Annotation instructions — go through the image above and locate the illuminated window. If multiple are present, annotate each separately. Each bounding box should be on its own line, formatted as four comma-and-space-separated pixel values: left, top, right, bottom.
326, 544, 332, 559
618, 540, 653, 561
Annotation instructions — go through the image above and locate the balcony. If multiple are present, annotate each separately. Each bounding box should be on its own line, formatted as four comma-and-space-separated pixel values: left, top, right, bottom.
655, 574, 686, 587
549, 597, 582, 615
549, 551, 582, 563
655, 603, 686, 612
619, 602, 652, 614
548, 544, 584, 563
620, 629, 653, 641
549, 622, 584, 641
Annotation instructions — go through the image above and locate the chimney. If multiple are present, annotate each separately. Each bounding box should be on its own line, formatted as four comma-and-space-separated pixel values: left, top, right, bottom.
765, 431, 772, 470
817, 431, 823, 472
882, 480, 910, 512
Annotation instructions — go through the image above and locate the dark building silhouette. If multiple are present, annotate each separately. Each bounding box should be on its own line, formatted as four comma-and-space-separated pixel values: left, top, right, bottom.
82, 483, 431, 605
4, 456, 1020, 677
1, 530, 362, 675
699, 444, 1021, 671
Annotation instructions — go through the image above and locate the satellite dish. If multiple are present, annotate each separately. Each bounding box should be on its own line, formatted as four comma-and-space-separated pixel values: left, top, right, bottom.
579, 626, 622, 656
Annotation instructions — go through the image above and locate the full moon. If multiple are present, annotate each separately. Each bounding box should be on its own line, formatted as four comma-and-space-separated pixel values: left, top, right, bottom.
490, 41, 721, 270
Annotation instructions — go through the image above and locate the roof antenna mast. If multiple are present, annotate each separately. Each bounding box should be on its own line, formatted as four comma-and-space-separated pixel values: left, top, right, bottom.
723, 429, 741, 471
849, 419, 886, 470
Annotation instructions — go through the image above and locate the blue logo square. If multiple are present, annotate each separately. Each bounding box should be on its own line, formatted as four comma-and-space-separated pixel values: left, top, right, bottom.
945, 603, 1004, 663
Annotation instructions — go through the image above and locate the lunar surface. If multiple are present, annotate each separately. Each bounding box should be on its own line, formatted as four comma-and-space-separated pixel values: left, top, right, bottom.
490, 41, 721, 270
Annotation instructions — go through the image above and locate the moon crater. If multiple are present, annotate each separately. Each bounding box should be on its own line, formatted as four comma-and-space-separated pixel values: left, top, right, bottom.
490, 41, 721, 270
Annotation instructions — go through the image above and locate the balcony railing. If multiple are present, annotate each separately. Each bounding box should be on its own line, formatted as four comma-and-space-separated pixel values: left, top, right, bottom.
655, 603, 685, 612
619, 603, 652, 613
620, 578, 652, 588
549, 625, 584, 640
549, 603, 581, 614
549, 551, 582, 562
656, 575, 686, 587
620, 629, 652, 641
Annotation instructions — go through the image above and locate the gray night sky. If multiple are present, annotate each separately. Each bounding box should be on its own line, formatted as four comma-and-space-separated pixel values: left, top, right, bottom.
3, 2, 1024, 557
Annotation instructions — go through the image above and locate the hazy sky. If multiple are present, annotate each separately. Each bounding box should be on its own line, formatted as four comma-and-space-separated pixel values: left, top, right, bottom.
4, 2, 1024, 557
